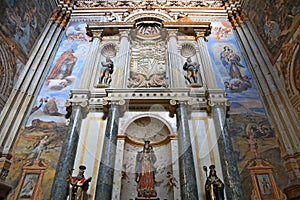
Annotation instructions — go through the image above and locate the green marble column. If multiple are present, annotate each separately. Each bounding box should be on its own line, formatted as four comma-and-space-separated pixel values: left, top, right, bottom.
50, 105, 83, 200
95, 103, 120, 200
212, 106, 243, 199
176, 103, 198, 200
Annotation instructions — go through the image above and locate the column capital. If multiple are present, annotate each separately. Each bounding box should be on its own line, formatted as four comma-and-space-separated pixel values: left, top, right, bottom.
102, 98, 126, 118
86, 26, 103, 42
60, 11, 71, 28
169, 98, 193, 117
226, 4, 247, 28
50, 5, 63, 21
195, 31, 208, 42
207, 89, 230, 114
167, 29, 178, 39
119, 29, 130, 38
65, 89, 90, 118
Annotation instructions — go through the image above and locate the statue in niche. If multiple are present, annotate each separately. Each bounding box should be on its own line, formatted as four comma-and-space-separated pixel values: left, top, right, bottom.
67, 165, 92, 200
183, 57, 202, 85
99, 57, 114, 85
203, 165, 225, 200
136, 141, 158, 198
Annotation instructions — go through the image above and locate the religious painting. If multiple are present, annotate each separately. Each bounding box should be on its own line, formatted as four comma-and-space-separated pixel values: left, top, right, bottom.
7, 22, 91, 200
208, 22, 256, 98
207, 21, 288, 199
26, 22, 91, 126
0, 0, 55, 61
18, 173, 39, 199
243, 0, 300, 63
256, 174, 275, 199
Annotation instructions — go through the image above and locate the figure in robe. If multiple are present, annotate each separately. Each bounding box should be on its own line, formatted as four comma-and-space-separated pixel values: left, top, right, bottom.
136, 141, 157, 198
99, 57, 114, 85
66, 165, 92, 200
47, 49, 77, 80
205, 165, 225, 200
183, 57, 202, 85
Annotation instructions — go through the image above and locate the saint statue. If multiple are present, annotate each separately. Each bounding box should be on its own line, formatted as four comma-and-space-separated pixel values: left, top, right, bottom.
99, 57, 114, 85
67, 165, 92, 200
183, 57, 202, 85
204, 165, 225, 200
136, 141, 157, 198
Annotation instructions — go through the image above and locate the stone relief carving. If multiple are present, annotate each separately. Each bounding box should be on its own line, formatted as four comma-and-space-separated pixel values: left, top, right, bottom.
136, 22, 161, 37
128, 40, 168, 88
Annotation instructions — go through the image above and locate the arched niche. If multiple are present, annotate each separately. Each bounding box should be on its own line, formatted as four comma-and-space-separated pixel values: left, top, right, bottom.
120, 116, 176, 200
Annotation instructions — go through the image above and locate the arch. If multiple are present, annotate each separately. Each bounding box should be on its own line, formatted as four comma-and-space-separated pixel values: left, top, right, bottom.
124, 11, 174, 23
121, 114, 175, 147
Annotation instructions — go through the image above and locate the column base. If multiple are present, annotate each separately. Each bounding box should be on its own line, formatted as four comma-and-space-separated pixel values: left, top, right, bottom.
0, 180, 12, 200
284, 178, 300, 200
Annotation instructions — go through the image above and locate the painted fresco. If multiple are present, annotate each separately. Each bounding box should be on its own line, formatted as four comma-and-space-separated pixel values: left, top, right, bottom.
243, 0, 300, 63
7, 22, 91, 200
0, 0, 55, 61
208, 21, 288, 199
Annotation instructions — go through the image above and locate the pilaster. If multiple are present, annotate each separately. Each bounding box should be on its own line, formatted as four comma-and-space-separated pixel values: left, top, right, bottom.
166, 29, 181, 88
79, 31, 102, 89
195, 32, 218, 89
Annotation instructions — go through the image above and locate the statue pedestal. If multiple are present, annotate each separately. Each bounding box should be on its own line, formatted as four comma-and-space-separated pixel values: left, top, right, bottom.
136, 198, 159, 200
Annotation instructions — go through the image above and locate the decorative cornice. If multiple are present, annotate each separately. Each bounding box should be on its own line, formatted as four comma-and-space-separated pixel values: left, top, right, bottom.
65, 89, 90, 118
86, 22, 135, 39
74, 0, 228, 9
207, 89, 230, 113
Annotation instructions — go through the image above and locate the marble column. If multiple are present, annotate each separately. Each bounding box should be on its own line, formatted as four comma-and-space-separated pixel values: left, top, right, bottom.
79, 33, 102, 89
113, 30, 130, 88
167, 30, 182, 88
95, 103, 120, 200
175, 103, 198, 200
50, 105, 84, 200
195, 34, 218, 89
211, 105, 243, 199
